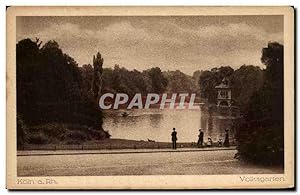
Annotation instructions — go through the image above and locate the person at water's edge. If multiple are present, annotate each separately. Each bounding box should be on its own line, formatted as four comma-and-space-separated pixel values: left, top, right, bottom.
171, 128, 177, 149
197, 129, 204, 147
224, 129, 230, 147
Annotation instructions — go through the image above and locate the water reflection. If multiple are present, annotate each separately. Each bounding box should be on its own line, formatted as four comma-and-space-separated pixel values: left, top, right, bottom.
149, 113, 163, 128
200, 106, 239, 143
103, 107, 239, 142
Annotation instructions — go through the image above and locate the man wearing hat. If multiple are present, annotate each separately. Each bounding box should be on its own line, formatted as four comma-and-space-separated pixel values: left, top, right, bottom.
224, 129, 230, 147
171, 128, 177, 149
197, 129, 204, 147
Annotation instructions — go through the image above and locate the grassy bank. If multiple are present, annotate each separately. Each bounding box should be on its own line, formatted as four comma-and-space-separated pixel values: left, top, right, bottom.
19, 123, 110, 148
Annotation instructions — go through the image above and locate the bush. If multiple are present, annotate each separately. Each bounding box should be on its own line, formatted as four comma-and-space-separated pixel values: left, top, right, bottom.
27, 133, 48, 144
26, 123, 110, 145
65, 140, 81, 145
66, 130, 87, 142
237, 125, 284, 165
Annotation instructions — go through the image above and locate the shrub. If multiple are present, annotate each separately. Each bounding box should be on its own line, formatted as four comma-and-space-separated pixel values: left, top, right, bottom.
66, 130, 87, 142
27, 133, 48, 144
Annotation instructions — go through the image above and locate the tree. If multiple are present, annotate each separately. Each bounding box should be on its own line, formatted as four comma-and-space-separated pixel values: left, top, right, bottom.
237, 42, 284, 165
164, 70, 198, 93
17, 39, 41, 122
199, 66, 234, 103
16, 38, 107, 146
261, 42, 284, 124
192, 70, 203, 87
92, 52, 104, 100
146, 67, 168, 94
80, 64, 94, 94
230, 65, 264, 109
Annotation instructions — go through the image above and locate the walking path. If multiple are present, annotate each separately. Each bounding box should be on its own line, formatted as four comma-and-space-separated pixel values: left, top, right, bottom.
17, 148, 283, 176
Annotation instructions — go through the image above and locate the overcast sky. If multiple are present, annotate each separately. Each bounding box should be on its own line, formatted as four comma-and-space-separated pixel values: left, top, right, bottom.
17, 16, 283, 75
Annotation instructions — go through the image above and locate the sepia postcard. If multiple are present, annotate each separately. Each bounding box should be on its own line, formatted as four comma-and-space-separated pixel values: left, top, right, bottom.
6, 6, 295, 189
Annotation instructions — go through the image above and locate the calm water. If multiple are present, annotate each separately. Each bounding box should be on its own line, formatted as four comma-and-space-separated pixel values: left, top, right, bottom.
103, 107, 238, 143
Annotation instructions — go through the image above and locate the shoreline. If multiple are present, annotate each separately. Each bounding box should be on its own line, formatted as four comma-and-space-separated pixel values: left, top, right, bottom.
17, 147, 237, 156
19, 138, 237, 151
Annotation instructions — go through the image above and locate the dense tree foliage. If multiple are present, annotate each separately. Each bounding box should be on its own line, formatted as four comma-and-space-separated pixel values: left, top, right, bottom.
198, 65, 264, 109
83, 65, 170, 96
92, 52, 104, 100
199, 66, 234, 103
17, 38, 107, 147
90, 66, 200, 97
146, 67, 168, 94
96, 65, 151, 96
164, 70, 198, 94
79, 64, 94, 95
230, 65, 264, 111
237, 42, 284, 165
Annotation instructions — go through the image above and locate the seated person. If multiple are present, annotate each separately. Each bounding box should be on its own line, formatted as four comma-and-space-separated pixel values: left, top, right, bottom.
218, 138, 223, 147
206, 137, 212, 147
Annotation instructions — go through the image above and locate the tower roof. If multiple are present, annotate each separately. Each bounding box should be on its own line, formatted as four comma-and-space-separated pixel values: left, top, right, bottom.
215, 83, 230, 89
215, 78, 230, 89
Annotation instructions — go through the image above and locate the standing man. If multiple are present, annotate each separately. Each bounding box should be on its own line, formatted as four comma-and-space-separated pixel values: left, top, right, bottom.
171, 128, 177, 149
224, 129, 230, 147
197, 129, 204, 147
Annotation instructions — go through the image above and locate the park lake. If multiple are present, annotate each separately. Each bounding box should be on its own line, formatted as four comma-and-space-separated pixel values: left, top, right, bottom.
103, 105, 240, 143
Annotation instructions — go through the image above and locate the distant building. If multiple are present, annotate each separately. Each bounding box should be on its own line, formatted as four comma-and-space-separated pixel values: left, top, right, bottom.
215, 78, 231, 107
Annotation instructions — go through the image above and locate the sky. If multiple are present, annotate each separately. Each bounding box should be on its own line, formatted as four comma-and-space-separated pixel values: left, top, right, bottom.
17, 16, 283, 75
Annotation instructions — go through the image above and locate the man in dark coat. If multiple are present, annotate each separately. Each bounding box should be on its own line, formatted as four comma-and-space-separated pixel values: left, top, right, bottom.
171, 128, 177, 149
224, 129, 230, 147
197, 129, 204, 147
